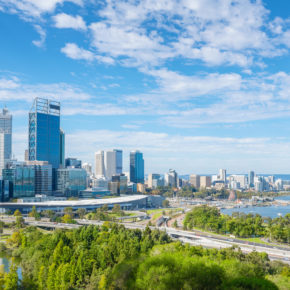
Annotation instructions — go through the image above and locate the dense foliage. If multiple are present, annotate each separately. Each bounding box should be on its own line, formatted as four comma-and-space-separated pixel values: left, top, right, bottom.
184, 205, 290, 243
2, 224, 289, 289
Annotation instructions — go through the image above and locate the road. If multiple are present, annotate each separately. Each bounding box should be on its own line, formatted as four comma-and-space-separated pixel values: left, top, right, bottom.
1, 216, 289, 263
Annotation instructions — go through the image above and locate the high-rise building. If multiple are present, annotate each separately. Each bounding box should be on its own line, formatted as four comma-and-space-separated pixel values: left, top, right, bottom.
29, 98, 61, 169
60, 129, 65, 168
95, 150, 105, 176
200, 176, 212, 188
24, 149, 29, 161
114, 149, 123, 174
165, 169, 178, 187
130, 150, 144, 184
248, 171, 255, 187
104, 150, 117, 180
189, 174, 200, 189
218, 169, 226, 183
65, 157, 82, 168
0, 107, 12, 177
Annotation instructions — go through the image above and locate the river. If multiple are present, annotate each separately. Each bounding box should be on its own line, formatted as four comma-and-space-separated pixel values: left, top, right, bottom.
221, 195, 290, 218
0, 252, 22, 279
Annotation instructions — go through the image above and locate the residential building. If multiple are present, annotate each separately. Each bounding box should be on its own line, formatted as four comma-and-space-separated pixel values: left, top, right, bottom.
189, 174, 200, 189
57, 168, 87, 197
200, 176, 211, 188
95, 150, 105, 177
130, 150, 144, 184
0, 107, 12, 177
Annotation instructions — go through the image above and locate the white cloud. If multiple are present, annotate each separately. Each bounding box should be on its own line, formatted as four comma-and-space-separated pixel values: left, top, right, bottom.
61, 43, 115, 64
64, 129, 290, 173
53, 13, 87, 31
32, 25, 46, 47
0, 77, 19, 89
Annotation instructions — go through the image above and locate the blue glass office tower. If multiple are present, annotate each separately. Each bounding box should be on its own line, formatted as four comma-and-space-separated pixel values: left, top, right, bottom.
29, 98, 60, 190
29, 98, 61, 168
130, 150, 144, 184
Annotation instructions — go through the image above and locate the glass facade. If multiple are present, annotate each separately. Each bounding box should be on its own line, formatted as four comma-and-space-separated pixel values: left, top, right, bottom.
114, 149, 123, 174
60, 129, 65, 168
130, 151, 144, 184
57, 168, 87, 197
2, 166, 35, 198
29, 98, 61, 169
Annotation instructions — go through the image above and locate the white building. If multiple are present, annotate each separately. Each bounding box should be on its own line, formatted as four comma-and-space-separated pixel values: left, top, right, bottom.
229, 175, 247, 189
0, 107, 12, 177
104, 150, 117, 180
82, 162, 92, 175
165, 169, 178, 187
218, 169, 226, 183
95, 151, 105, 177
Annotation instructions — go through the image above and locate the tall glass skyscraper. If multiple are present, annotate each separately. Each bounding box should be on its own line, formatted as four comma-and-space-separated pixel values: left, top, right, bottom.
114, 149, 123, 174
60, 129, 65, 168
130, 150, 144, 184
29, 98, 61, 169
0, 107, 12, 177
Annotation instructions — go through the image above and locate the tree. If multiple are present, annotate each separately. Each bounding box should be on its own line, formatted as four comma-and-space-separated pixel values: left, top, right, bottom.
112, 204, 121, 214
4, 263, 18, 290
173, 220, 178, 228
61, 214, 73, 224
162, 199, 169, 208
28, 206, 41, 220
64, 207, 73, 217
76, 208, 86, 219
13, 209, 21, 217
15, 216, 25, 229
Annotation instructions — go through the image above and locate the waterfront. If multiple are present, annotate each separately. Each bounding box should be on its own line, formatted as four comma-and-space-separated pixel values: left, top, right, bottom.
221, 195, 290, 218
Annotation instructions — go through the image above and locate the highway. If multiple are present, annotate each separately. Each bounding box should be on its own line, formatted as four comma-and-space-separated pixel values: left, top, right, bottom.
1, 216, 289, 263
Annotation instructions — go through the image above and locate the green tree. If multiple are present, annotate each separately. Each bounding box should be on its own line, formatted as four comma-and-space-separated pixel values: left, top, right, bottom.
13, 209, 21, 217
162, 199, 170, 208
15, 216, 25, 229
76, 208, 86, 219
4, 263, 18, 290
63, 207, 73, 217
61, 214, 73, 224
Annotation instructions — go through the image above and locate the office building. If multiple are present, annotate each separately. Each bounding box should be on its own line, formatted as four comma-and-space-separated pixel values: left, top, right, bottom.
111, 173, 127, 195
104, 150, 117, 180
218, 169, 226, 183
2, 163, 35, 198
248, 171, 255, 187
95, 150, 105, 176
92, 176, 108, 190
114, 149, 123, 174
65, 157, 82, 168
165, 169, 178, 187
189, 174, 200, 189
26, 161, 52, 195
29, 98, 61, 169
130, 150, 144, 184
82, 163, 92, 175
148, 173, 161, 189
60, 129, 65, 168
0, 107, 12, 177
24, 149, 29, 161
228, 175, 247, 189
200, 176, 211, 188
57, 168, 87, 197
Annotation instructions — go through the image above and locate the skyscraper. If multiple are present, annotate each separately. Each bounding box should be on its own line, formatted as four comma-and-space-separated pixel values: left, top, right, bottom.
29, 98, 61, 169
0, 107, 12, 177
218, 169, 226, 183
104, 150, 117, 180
114, 149, 123, 174
95, 150, 105, 177
248, 171, 255, 187
60, 129, 65, 168
189, 174, 200, 189
130, 150, 144, 184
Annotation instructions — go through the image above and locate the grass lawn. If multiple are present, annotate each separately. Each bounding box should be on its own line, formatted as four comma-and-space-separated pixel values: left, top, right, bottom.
239, 237, 272, 246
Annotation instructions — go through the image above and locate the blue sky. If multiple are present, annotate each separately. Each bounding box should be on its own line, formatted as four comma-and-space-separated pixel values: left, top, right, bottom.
0, 0, 290, 174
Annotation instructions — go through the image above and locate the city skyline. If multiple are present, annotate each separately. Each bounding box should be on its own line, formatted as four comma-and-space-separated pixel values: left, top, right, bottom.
0, 1, 290, 173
